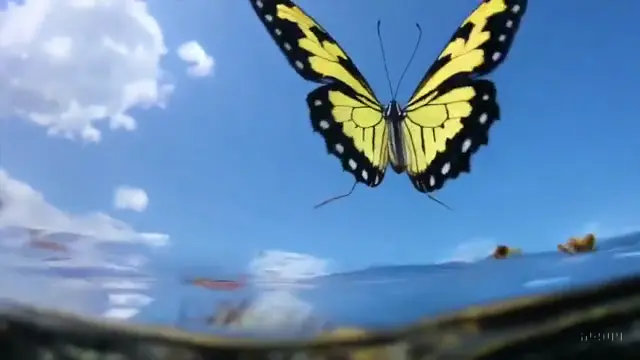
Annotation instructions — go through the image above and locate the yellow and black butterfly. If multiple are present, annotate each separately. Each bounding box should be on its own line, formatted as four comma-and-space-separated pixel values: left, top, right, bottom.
249, 0, 527, 207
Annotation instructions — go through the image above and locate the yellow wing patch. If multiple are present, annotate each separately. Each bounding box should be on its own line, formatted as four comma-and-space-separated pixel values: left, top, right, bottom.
404, 88, 474, 174
307, 84, 388, 187
401, 0, 526, 193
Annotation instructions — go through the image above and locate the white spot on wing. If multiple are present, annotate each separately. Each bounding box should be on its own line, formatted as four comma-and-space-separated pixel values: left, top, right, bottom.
361, 170, 368, 181
492, 52, 502, 61
374, 175, 380, 185
265, 14, 273, 22
274, 28, 282, 36
256, 0, 263, 8
482, 94, 489, 101
512, 4, 520, 13
479, 113, 488, 124
283, 43, 292, 51
348, 159, 357, 170
506, 20, 513, 28
318, 120, 330, 130
313, 99, 322, 106
429, 176, 435, 187
335, 143, 344, 154
462, 139, 472, 153
441, 162, 451, 175
498, 34, 506, 42
295, 60, 304, 69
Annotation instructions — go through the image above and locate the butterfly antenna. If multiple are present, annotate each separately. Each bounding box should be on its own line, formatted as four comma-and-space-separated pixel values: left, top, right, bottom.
427, 194, 453, 211
314, 181, 358, 209
376, 20, 394, 99
392, 23, 422, 99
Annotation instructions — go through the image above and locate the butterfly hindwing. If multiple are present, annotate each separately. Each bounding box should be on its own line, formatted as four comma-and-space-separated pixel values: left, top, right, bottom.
402, 0, 527, 193
403, 79, 498, 192
307, 83, 388, 187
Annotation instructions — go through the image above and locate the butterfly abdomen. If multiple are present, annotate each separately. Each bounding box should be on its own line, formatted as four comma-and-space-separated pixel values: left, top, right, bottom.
385, 101, 408, 174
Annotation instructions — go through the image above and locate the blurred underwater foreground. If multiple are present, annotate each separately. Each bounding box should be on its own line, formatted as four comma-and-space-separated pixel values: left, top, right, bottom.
1, 226, 640, 359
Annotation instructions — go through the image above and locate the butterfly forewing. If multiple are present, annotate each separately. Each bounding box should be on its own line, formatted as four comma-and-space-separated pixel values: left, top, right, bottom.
250, 0, 390, 188
249, 0, 377, 102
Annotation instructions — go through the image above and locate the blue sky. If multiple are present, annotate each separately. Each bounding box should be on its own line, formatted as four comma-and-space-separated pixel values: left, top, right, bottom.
2, 0, 640, 273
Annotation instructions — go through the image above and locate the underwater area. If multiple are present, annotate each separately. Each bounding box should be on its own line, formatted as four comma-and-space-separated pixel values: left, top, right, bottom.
2, 226, 640, 337
2, 226, 640, 359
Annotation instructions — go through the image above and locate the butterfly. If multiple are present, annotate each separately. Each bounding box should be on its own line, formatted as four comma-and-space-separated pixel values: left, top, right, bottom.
249, 0, 527, 206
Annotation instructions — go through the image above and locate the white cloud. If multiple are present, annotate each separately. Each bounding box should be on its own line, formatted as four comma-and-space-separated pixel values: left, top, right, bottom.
238, 290, 316, 330
0, 247, 156, 318
0, 0, 174, 142
249, 250, 331, 286
0, 169, 168, 246
437, 239, 497, 263
0, 169, 163, 318
107, 293, 153, 307
177, 40, 213, 77
0, 270, 107, 315
113, 186, 148, 212
237, 250, 331, 331
579, 221, 640, 239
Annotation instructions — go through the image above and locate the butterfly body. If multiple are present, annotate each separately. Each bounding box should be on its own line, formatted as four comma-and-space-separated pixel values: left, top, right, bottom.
251, 0, 527, 195
383, 100, 410, 174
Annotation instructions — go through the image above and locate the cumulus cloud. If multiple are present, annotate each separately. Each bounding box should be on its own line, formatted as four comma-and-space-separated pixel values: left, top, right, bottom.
113, 186, 148, 212
239, 250, 331, 331
0, 236, 157, 319
177, 41, 213, 77
0, 0, 174, 142
0, 169, 168, 246
249, 250, 331, 285
0, 170, 162, 319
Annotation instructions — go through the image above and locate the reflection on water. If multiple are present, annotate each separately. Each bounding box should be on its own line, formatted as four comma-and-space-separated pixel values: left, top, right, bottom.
0, 226, 157, 319
3, 226, 640, 340
175, 251, 330, 336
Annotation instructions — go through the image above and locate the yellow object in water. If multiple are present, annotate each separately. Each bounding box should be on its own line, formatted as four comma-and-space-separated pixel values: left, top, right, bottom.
492, 245, 522, 259
558, 233, 597, 254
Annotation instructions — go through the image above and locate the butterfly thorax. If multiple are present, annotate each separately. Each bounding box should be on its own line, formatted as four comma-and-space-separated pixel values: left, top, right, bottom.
384, 101, 408, 174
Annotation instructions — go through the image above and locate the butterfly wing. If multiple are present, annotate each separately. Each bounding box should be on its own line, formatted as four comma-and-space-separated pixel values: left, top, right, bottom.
250, 0, 389, 186
307, 83, 388, 186
401, 0, 527, 192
